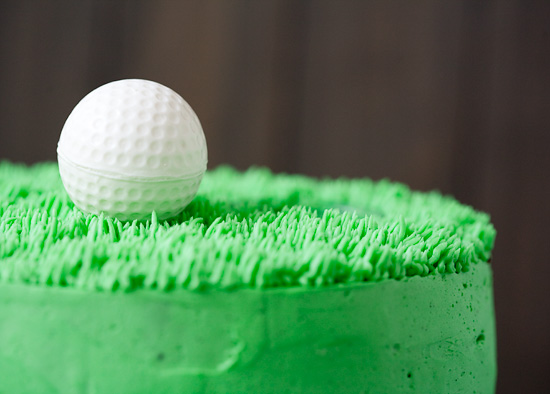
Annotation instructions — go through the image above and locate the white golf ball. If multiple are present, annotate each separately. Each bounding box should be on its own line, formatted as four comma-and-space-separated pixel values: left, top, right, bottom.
57, 79, 207, 221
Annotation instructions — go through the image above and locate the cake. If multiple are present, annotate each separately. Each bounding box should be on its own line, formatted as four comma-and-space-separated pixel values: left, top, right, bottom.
0, 162, 497, 394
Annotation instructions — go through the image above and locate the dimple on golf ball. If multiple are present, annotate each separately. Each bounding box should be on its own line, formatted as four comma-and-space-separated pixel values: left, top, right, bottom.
57, 79, 208, 221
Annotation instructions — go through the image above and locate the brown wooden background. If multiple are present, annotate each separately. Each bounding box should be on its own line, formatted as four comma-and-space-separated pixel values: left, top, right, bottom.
1, 1, 549, 392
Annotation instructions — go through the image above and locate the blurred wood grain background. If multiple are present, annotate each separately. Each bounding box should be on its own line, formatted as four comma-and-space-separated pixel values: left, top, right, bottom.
1, 1, 549, 393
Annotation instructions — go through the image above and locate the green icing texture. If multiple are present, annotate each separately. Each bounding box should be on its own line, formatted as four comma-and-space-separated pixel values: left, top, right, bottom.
0, 162, 496, 291
0, 161, 497, 393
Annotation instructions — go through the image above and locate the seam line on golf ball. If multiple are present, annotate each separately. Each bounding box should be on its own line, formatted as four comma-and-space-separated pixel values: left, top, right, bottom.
57, 150, 207, 183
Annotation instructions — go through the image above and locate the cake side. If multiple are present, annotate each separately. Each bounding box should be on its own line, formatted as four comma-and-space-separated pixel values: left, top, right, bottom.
0, 262, 495, 394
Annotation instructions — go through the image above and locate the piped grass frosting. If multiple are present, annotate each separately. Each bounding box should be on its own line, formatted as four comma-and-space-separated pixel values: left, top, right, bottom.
0, 162, 495, 292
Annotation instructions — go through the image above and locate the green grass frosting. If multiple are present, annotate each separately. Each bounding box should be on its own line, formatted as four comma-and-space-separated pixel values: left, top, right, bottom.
0, 162, 495, 292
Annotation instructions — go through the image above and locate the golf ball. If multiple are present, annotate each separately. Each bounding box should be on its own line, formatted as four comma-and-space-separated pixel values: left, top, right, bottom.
57, 79, 207, 221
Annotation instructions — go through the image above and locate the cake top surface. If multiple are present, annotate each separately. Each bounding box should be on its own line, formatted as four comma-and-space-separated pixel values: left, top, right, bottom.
0, 162, 495, 292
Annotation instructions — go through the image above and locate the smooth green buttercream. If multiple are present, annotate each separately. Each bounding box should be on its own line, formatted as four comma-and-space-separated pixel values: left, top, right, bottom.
0, 162, 495, 291
0, 263, 495, 393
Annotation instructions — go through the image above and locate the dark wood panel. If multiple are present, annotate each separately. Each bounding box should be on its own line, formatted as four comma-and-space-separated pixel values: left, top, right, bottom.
299, 0, 463, 193
0, 0, 94, 163
481, 2, 550, 393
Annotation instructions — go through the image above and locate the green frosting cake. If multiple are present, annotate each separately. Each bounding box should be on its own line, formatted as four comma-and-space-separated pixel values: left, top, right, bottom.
0, 162, 497, 394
